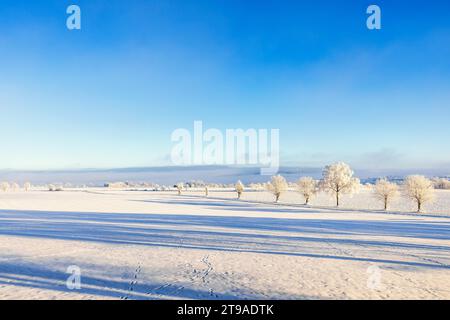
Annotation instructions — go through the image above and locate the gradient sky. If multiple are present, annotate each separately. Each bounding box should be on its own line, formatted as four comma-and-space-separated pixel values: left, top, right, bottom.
1, 0, 449, 172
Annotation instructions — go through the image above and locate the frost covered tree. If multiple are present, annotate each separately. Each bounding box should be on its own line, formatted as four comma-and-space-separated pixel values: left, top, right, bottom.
266, 175, 288, 203
432, 178, 450, 190
235, 180, 244, 199
24, 182, 32, 191
0, 182, 10, 192
175, 183, 184, 195
320, 162, 360, 207
296, 177, 317, 205
374, 178, 399, 210
11, 182, 20, 191
404, 175, 435, 212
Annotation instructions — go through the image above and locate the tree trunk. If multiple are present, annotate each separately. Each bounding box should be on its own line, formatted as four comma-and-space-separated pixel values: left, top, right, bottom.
384, 196, 388, 210
305, 197, 309, 205
336, 193, 339, 207
418, 200, 421, 212
237, 191, 241, 199
276, 193, 280, 203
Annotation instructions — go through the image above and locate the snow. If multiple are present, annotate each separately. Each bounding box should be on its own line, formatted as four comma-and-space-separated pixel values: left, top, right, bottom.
1, 189, 450, 299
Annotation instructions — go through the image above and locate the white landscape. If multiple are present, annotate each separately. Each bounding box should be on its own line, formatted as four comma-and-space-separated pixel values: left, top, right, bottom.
1, 186, 450, 300
2, 0, 450, 306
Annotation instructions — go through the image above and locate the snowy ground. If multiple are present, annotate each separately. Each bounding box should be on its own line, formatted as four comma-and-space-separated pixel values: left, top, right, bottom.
1, 189, 450, 299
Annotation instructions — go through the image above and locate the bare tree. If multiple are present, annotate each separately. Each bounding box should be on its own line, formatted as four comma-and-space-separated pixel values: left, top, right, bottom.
266, 175, 288, 203
296, 177, 317, 205
235, 180, 244, 199
320, 162, 360, 207
404, 175, 435, 212
374, 178, 399, 210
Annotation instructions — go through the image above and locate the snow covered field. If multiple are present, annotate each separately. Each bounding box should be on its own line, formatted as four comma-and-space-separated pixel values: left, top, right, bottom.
1, 189, 450, 299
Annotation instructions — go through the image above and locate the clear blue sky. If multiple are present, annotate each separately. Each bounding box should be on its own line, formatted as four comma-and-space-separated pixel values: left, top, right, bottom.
1, 0, 449, 172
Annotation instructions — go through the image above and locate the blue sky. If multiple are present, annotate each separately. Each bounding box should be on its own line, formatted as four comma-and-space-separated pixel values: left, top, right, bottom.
0, 0, 449, 173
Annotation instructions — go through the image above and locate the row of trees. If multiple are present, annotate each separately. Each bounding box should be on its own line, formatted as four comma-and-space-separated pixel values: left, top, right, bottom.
234, 162, 436, 213
432, 177, 450, 190
1, 162, 440, 213
0, 182, 66, 192
0, 182, 32, 192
